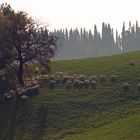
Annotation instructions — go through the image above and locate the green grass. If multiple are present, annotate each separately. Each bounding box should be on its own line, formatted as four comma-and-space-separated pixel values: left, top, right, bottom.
1, 51, 140, 140
63, 113, 140, 140
52, 51, 140, 83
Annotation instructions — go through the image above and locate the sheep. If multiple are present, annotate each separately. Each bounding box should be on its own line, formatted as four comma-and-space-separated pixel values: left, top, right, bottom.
58, 72, 63, 75
67, 76, 75, 82
17, 88, 28, 95
25, 85, 39, 97
6, 95, 12, 99
72, 74, 78, 79
55, 76, 61, 85
4, 92, 12, 100
9, 89, 17, 97
123, 82, 129, 91
138, 83, 140, 91
21, 95, 28, 100
110, 75, 118, 83
62, 75, 69, 84
63, 72, 68, 75
65, 80, 73, 91
36, 75, 42, 80
83, 80, 90, 89
78, 75, 86, 81
79, 80, 84, 90
90, 80, 97, 89
42, 74, 49, 80
73, 79, 80, 90
57, 72, 63, 78
49, 75, 55, 80
28, 85, 40, 92
49, 80, 56, 89
90, 76, 98, 81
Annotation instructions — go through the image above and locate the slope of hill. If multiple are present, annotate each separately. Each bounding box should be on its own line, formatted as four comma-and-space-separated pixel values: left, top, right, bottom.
63, 113, 140, 140
0, 51, 140, 140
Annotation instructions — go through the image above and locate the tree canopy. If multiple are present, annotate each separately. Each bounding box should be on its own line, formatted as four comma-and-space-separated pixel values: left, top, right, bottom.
0, 3, 58, 85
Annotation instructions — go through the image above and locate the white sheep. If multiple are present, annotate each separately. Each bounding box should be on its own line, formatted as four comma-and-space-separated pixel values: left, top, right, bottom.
9, 90, 16, 97
138, 83, 140, 91
90, 80, 97, 89
65, 80, 73, 91
90, 76, 98, 81
55, 76, 61, 85
110, 75, 118, 82
84, 80, 90, 89
79, 80, 84, 90
123, 82, 129, 91
68, 76, 74, 81
49, 75, 55, 80
21, 95, 28, 100
73, 79, 80, 90
78, 75, 86, 81
62, 75, 68, 84
49, 80, 56, 89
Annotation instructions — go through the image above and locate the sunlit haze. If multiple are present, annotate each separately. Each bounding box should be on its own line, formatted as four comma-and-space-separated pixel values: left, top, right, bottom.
1, 0, 140, 32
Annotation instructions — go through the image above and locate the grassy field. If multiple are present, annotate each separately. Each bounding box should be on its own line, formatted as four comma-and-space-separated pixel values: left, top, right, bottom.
63, 113, 140, 140
0, 51, 140, 140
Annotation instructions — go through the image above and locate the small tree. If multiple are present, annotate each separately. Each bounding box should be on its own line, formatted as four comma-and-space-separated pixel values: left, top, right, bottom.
0, 3, 58, 85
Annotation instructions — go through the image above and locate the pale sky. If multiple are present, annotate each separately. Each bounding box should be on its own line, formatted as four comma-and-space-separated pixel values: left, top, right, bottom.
0, 0, 140, 33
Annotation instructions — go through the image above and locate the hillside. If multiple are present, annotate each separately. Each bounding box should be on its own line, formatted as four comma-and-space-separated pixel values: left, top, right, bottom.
0, 51, 140, 140
63, 113, 140, 140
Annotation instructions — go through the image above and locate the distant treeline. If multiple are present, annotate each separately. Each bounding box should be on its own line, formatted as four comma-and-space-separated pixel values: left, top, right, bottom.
52, 21, 140, 59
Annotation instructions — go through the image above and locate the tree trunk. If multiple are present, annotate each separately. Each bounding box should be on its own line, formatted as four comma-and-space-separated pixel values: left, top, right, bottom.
17, 61, 24, 85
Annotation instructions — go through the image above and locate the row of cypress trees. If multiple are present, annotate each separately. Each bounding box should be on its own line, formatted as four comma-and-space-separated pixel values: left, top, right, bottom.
53, 21, 140, 59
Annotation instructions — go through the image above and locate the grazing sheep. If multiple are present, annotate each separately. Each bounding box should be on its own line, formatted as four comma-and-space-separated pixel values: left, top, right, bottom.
62, 75, 68, 84
17, 88, 27, 95
110, 75, 118, 82
43, 74, 49, 79
90, 80, 97, 89
28, 85, 40, 96
90, 76, 98, 81
138, 83, 140, 91
49, 75, 55, 80
4, 92, 12, 100
63, 72, 68, 75
65, 80, 73, 91
58, 72, 63, 75
79, 80, 84, 90
49, 80, 56, 89
54, 76, 61, 85
73, 79, 80, 90
123, 82, 129, 91
68, 76, 74, 82
72, 74, 78, 78
21, 95, 28, 100
84, 80, 90, 89
57, 72, 63, 78
78, 75, 86, 81
9, 90, 16, 97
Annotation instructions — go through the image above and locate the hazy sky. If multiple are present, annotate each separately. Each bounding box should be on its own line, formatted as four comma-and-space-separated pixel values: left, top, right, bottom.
0, 0, 140, 33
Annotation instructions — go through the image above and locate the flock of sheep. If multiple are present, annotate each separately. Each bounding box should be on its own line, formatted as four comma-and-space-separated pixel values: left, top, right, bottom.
38, 72, 140, 92
0, 79, 40, 102
1, 71, 140, 102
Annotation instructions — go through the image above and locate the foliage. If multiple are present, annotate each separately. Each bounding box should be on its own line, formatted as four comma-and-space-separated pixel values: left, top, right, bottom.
54, 21, 140, 60
0, 3, 58, 84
